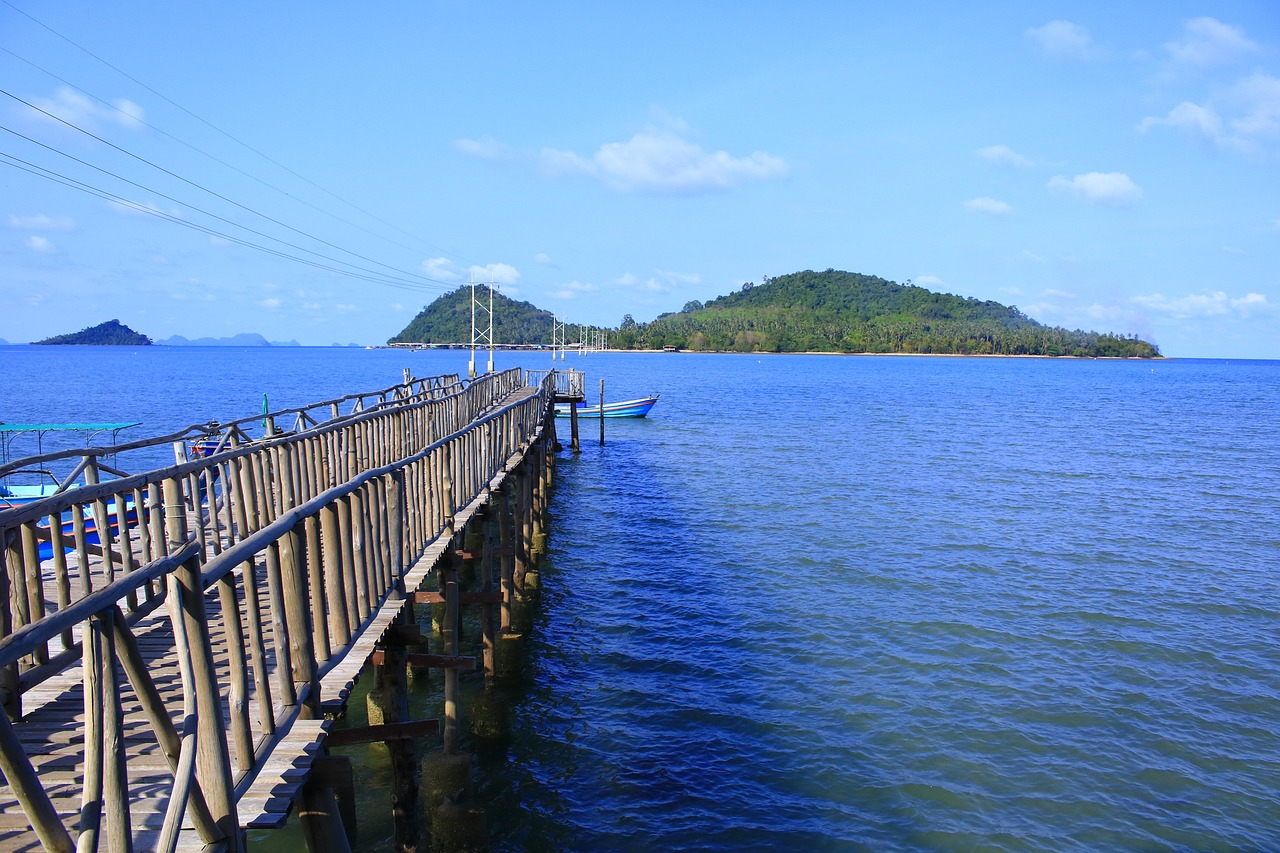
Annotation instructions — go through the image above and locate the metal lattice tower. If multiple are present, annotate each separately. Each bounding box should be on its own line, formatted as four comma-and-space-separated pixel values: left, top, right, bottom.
468, 279, 495, 378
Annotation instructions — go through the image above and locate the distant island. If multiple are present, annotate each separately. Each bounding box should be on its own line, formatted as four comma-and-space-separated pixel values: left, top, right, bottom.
390, 269, 1161, 358
32, 319, 153, 346
158, 333, 301, 347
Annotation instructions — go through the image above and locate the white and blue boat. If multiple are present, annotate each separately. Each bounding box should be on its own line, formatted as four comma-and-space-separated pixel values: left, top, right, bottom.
554, 394, 660, 419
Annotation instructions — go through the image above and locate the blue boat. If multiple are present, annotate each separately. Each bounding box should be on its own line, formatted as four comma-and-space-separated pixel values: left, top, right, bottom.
554, 394, 660, 419
0, 488, 146, 561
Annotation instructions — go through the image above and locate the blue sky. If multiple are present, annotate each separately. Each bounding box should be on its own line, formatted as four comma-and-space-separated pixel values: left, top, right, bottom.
2, 2, 1277, 357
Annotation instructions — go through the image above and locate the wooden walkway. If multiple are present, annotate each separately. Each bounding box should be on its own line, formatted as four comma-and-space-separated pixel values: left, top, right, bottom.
0, 368, 560, 851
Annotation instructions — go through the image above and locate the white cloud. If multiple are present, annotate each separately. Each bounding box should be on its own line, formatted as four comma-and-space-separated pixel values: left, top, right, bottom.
454, 135, 513, 161
610, 269, 701, 294
964, 197, 1013, 215
108, 199, 182, 219
1230, 73, 1280, 139
1048, 172, 1142, 205
259, 297, 283, 310
1131, 290, 1270, 318
1026, 21, 1098, 60
468, 262, 521, 286
1165, 17, 1258, 66
534, 252, 554, 266
976, 145, 1033, 168
422, 257, 462, 281
25, 235, 54, 253
334, 303, 359, 314
8, 214, 74, 230
1139, 74, 1280, 151
28, 86, 144, 131
914, 275, 944, 287
549, 280, 598, 299
540, 126, 788, 194
1138, 101, 1223, 140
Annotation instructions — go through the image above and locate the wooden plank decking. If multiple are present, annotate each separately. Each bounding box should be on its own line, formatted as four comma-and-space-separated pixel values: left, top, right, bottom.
0, 371, 556, 851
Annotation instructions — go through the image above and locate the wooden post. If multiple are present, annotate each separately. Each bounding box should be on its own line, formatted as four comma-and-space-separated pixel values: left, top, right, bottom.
162, 476, 242, 851
389, 636, 420, 852
570, 398, 580, 452
0, 532, 20, 719
481, 507, 497, 683
599, 378, 605, 446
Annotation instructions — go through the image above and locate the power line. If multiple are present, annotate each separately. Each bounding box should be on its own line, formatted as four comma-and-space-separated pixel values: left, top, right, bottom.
0, 42, 459, 263
0, 0, 468, 264
0, 151, 451, 293
2, 86, 455, 291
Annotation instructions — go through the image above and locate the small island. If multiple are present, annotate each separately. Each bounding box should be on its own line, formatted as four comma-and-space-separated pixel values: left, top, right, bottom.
391, 268, 1162, 358
32, 319, 153, 346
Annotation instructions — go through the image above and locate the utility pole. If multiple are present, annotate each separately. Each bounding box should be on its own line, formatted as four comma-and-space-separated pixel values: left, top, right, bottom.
469, 279, 495, 378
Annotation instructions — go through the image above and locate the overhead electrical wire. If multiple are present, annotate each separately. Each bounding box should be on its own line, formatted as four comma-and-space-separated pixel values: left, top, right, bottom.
0, 150, 450, 293
0, 0, 492, 294
0, 123, 448, 291
0, 0, 467, 265
1, 87, 455, 290
0, 42, 459, 264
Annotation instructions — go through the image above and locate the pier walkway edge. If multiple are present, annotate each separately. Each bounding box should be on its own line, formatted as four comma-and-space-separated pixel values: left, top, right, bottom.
0, 366, 576, 851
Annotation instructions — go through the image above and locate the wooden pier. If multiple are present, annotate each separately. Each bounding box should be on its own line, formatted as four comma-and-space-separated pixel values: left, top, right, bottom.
0, 367, 563, 851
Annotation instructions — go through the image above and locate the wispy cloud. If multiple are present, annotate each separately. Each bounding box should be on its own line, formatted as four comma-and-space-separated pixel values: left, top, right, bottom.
25, 235, 55, 253
964, 197, 1013, 215
422, 257, 462, 282
548, 280, 598, 300
1139, 73, 1280, 152
1048, 172, 1142, 205
1025, 20, 1099, 60
28, 86, 144, 131
1132, 290, 1269, 319
540, 123, 788, 195
8, 214, 75, 230
454, 135, 514, 161
469, 262, 521, 287
1164, 17, 1258, 66
612, 269, 701, 294
976, 144, 1033, 168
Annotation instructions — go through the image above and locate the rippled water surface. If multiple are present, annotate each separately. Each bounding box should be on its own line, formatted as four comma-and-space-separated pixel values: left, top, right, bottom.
503, 353, 1279, 852
3, 347, 1277, 851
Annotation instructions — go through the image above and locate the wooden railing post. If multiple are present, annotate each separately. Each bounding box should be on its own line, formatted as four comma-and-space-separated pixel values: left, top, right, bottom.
281, 520, 320, 715
162, 475, 242, 851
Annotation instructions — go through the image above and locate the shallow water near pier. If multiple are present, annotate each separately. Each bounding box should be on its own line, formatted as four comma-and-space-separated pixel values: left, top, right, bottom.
3, 346, 1277, 851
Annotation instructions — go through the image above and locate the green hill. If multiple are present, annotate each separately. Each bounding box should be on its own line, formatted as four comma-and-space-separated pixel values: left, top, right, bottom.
390, 270, 1160, 358
33, 319, 153, 346
390, 285, 556, 345
615, 270, 1160, 358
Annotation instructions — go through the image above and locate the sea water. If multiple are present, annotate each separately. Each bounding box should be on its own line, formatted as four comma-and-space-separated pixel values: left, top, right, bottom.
2, 347, 1277, 851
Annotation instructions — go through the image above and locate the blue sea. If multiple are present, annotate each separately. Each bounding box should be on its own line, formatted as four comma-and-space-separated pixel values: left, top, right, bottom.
2, 346, 1278, 851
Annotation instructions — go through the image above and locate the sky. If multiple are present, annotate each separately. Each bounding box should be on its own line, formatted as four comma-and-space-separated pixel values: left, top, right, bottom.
1, 1, 1278, 358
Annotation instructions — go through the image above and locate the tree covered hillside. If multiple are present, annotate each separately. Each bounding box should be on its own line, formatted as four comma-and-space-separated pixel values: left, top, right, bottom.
389, 285, 555, 345
32, 319, 153, 346
614, 270, 1160, 358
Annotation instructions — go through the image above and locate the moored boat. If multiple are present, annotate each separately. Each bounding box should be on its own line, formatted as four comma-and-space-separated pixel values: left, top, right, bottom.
554, 394, 660, 419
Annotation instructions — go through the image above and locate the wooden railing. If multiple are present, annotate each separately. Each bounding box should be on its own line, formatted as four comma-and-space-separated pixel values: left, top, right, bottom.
524, 368, 585, 399
0, 367, 554, 851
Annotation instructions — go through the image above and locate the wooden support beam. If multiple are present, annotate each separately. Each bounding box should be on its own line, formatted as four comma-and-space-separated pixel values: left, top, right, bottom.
324, 718, 440, 748
371, 650, 478, 671
412, 590, 504, 606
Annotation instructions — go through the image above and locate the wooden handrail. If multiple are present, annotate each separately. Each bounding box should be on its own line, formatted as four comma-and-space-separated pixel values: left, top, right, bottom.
0, 367, 558, 850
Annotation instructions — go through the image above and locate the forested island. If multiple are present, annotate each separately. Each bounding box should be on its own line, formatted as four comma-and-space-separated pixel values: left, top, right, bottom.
32, 319, 153, 346
391, 270, 1161, 358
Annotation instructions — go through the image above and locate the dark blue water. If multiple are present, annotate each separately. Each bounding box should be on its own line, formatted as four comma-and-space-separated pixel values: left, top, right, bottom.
3, 347, 1277, 851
